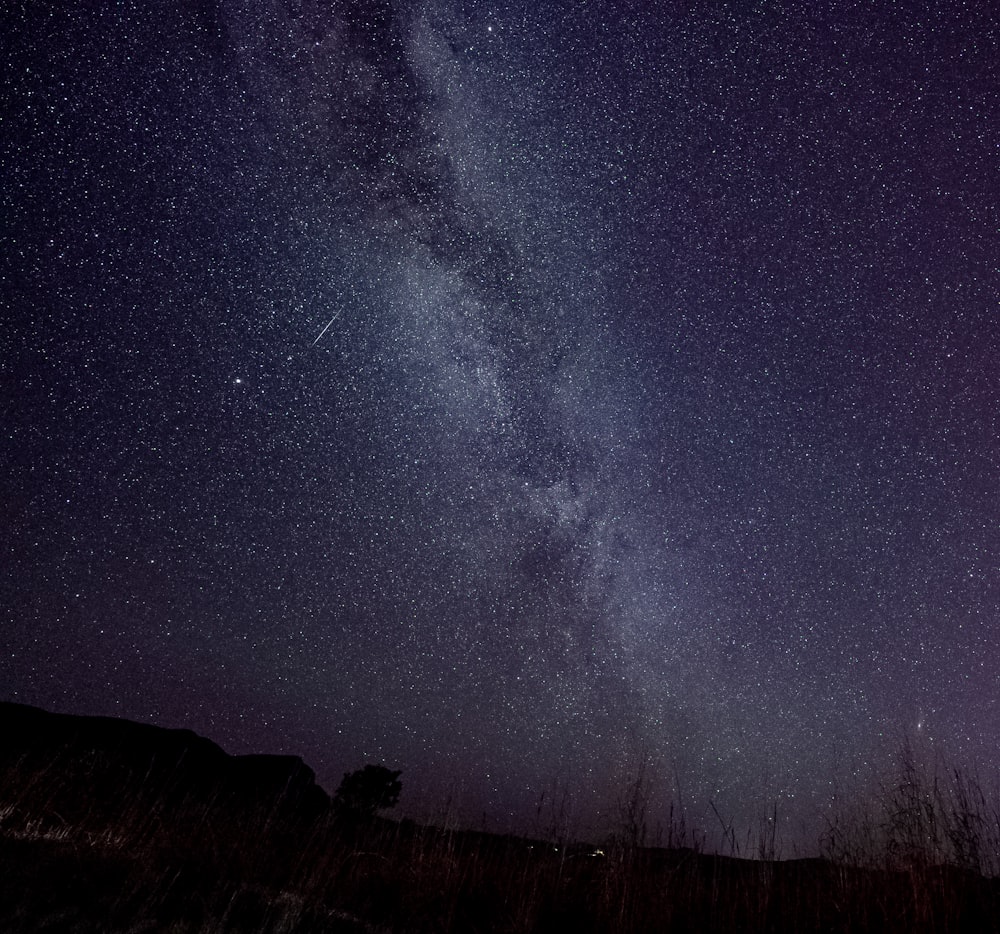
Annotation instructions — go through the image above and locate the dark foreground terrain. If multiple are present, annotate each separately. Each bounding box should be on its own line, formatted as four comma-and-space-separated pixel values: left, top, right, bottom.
1, 702, 998, 933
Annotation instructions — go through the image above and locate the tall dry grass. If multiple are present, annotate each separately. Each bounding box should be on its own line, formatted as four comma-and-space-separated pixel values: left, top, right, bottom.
2, 741, 1000, 932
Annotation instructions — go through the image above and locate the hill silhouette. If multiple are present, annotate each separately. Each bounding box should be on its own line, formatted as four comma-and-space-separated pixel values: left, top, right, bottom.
0, 701, 329, 828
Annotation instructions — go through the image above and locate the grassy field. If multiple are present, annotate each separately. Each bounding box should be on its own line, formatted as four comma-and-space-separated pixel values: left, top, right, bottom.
2, 706, 999, 932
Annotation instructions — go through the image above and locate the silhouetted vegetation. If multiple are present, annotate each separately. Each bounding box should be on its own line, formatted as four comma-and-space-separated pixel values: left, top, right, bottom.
2, 702, 999, 933
333, 764, 402, 821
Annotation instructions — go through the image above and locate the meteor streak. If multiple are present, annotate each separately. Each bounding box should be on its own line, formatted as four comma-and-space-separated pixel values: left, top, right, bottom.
311, 309, 342, 346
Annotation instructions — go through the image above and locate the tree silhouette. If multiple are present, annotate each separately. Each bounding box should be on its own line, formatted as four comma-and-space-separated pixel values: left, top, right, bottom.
333, 764, 402, 818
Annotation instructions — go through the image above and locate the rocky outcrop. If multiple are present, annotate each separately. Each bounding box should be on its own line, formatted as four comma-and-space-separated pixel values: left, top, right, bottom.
0, 702, 329, 832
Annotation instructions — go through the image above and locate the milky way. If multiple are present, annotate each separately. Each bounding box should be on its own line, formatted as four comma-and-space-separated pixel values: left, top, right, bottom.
5, 0, 1000, 844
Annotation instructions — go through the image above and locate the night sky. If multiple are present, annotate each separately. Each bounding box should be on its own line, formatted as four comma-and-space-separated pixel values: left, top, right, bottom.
4, 0, 1000, 846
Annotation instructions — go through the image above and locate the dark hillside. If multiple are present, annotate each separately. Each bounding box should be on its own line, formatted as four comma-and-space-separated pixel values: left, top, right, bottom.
0, 702, 329, 828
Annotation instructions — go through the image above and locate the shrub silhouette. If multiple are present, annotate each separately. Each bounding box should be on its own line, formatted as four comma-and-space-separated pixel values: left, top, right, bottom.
333, 764, 402, 818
